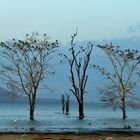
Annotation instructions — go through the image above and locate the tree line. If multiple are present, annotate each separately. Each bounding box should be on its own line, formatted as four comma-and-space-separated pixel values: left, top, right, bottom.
0, 32, 140, 120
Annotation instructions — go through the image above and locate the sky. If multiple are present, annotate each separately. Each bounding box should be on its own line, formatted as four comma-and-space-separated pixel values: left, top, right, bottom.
0, 0, 140, 101
0, 0, 140, 43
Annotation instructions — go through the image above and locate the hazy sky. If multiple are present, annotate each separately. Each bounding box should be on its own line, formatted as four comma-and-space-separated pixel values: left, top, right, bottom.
0, 0, 140, 43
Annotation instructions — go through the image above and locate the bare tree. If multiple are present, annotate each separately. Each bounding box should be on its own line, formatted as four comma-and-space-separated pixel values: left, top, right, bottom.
64, 31, 93, 119
93, 44, 140, 119
0, 32, 59, 120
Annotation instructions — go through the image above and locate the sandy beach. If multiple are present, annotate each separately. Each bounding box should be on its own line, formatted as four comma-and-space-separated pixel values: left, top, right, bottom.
0, 132, 140, 140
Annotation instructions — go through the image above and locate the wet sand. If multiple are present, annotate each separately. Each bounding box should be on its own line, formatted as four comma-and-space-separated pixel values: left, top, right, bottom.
0, 132, 140, 140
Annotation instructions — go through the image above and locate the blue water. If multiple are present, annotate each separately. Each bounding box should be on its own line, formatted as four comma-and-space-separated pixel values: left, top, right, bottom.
0, 101, 140, 132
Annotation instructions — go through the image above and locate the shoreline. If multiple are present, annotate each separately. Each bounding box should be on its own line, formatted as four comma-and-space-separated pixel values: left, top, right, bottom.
1, 128, 140, 133
0, 131, 140, 140
0, 130, 140, 134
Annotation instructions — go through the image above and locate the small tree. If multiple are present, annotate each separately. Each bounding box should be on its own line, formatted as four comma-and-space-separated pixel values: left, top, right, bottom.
61, 94, 65, 114
64, 31, 93, 119
65, 94, 70, 115
0, 32, 59, 120
93, 44, 140, 119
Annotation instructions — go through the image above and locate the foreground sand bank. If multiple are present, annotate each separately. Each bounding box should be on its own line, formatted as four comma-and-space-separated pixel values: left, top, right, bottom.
0, 132, 140, 140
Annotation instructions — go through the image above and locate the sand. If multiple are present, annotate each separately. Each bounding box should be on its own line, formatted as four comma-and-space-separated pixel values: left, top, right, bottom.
0, 132, 140, 140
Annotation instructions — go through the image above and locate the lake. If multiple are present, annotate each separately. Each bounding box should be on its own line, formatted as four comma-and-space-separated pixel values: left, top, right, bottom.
0, 101, 140, 133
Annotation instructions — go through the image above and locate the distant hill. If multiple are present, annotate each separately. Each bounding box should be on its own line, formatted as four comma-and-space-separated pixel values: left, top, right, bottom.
0, 87, 26, 102
0, 37, 140, 102
0, 87, 66, 103
52, 37, 140, 101
76, 36, 140, 50
96, 36, 140, 50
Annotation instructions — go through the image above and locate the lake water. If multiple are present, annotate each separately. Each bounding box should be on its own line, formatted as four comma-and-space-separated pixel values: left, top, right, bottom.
0, 101, 140, 133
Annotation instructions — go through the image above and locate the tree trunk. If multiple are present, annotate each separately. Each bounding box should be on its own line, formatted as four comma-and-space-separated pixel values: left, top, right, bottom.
62, 105, 65, 114
122, 97, 127, 119
30, 106, 34, 120
78, 102, 84, 119
29, 97, 35, 120
66, 101, 69, 115
61, 95, 65, 114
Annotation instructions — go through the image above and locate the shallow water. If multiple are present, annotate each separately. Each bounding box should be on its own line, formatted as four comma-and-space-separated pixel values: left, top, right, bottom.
0, 101, 140, 132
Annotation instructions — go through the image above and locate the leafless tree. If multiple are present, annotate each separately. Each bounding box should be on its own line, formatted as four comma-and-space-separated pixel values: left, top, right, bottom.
93, 44, 140, 119
0, 32, 59, 120
64, 31, 93, 119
